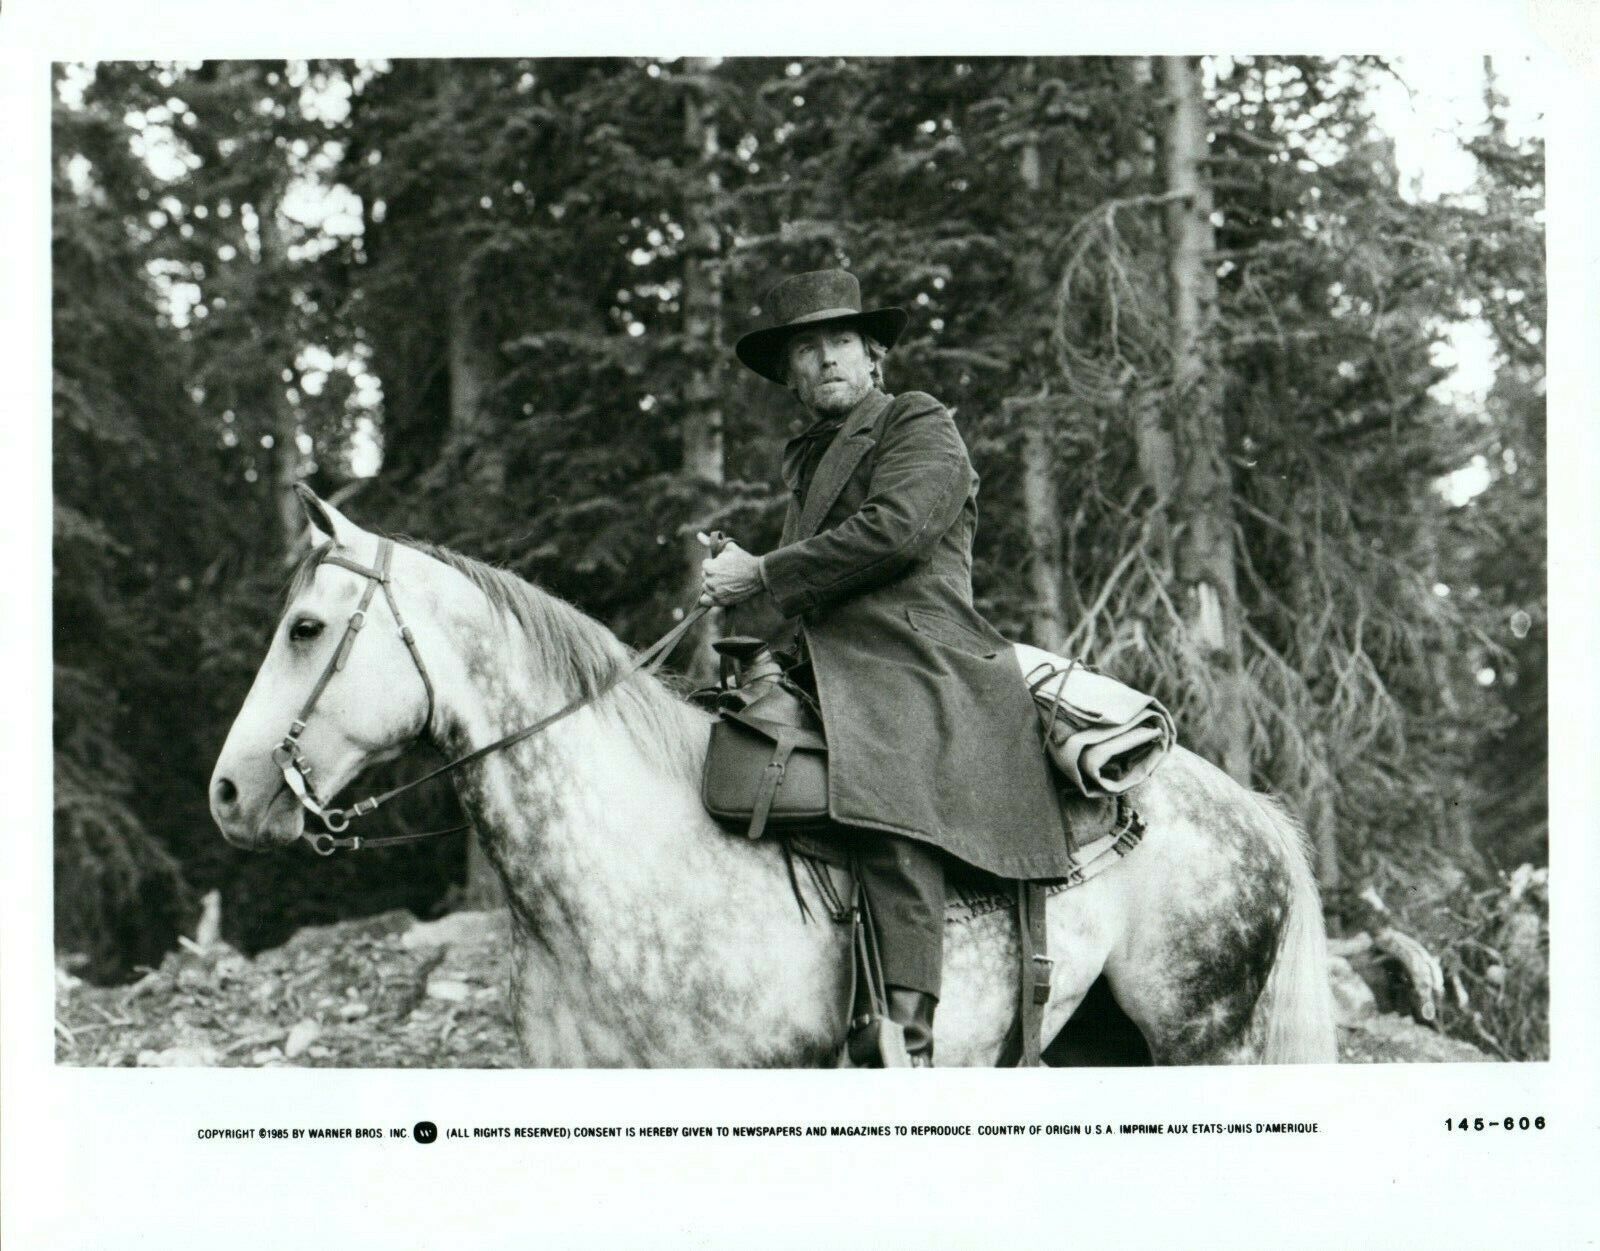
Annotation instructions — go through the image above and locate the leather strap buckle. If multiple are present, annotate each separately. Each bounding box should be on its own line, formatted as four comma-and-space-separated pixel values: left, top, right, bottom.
1032, 954, 1054, 1005
744, 738, 796, 840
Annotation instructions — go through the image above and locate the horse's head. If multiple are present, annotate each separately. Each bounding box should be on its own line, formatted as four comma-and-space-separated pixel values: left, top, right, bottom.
209, 488, 438, 851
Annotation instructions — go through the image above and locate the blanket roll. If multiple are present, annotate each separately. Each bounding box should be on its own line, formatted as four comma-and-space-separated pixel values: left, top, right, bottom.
1019, 649, 1176, 798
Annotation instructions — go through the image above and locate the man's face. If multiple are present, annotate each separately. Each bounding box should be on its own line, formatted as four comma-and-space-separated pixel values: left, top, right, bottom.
785, 326, 875, 417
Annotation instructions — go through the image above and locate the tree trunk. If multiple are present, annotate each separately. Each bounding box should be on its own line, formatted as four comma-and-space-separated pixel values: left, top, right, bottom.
1011, 62, 1067, 648
1157, 55, 1251, 783
1018, 396, 1066, 647
447, 268, 489, 439
439, 68, 503, 502
679, 59, 726, 679
1114, 58, 1177, 560
254, 177, 305, 561
445, 244, 505, 497
1482, 55, 1506, 141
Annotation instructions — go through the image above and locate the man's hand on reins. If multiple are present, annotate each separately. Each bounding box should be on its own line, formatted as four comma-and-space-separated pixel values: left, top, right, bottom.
697, 532, 766, 607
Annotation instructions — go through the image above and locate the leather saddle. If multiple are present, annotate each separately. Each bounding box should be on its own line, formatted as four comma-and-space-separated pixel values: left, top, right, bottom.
697, 637, 1126, 853
693, 635, 1145, 1067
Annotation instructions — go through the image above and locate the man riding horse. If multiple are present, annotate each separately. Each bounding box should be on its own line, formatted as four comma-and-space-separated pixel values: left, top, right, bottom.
209, 267, 1328, 1067
699, 269, 1077, 1066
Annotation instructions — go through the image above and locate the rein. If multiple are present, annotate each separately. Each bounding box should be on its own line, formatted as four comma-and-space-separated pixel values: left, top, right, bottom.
277, 535, 711, 856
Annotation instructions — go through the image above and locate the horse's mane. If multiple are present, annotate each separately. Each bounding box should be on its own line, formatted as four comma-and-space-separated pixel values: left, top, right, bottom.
287, 536, 706, 784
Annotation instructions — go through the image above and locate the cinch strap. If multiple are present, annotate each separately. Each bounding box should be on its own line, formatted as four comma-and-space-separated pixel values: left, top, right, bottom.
997, 880, 1052, 1067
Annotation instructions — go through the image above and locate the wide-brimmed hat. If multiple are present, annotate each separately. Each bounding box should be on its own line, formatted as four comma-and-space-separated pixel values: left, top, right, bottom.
735, 269, 908, 384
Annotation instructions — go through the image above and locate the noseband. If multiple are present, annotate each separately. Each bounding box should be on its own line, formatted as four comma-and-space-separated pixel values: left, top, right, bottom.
274, 534, 708, 856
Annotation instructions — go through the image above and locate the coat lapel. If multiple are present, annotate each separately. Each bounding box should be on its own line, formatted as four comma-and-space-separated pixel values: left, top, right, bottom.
795, 390, 891, 539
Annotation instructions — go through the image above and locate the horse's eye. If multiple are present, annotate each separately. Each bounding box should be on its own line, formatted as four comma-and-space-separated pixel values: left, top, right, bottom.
289, 617, 324, 643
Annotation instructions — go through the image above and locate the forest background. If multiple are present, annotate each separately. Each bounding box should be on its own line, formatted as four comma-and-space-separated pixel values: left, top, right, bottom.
51, 55, 1548, 1058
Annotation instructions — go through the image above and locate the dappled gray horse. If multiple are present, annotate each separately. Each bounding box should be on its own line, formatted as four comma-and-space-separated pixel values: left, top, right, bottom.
209, 490, 1336, 1067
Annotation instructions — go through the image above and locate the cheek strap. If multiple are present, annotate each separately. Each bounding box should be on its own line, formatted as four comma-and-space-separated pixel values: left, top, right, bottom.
276, 538, 426, 823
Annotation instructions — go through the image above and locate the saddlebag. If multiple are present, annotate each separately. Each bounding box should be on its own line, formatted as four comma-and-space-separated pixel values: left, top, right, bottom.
702, 682, 831, 840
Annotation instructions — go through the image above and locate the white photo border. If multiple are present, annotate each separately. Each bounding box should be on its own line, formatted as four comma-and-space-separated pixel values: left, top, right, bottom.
5, 2, 1595, 1246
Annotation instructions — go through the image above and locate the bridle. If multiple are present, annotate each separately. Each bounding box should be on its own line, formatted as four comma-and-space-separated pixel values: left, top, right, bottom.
272, 537, 435, 851
274, 534, 708, 856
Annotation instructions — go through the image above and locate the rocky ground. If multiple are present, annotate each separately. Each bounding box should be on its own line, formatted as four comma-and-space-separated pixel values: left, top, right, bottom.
56, 909, 520, 1069
1336, 1012, 1488, 1063
56, 909, 1487, 1067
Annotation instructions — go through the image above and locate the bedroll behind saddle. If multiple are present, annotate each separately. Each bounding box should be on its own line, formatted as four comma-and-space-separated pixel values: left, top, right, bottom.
1018, 644, 1176, 798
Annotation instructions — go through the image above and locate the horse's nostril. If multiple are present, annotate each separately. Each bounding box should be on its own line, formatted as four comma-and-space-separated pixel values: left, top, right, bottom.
215, 777, 239, 806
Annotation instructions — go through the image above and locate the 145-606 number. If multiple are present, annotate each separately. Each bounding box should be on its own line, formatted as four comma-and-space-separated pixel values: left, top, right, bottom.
1445, 1116, 1545, 1131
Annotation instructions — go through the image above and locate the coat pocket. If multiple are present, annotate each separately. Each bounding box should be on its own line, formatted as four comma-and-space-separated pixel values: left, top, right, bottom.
905, 608, 1000, 659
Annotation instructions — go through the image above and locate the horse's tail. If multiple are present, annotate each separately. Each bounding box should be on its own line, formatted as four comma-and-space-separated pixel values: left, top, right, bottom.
1246, 792, 1338, 1064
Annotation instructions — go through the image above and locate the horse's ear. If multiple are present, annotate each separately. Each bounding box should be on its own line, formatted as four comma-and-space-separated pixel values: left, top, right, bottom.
295, 484, 362, 550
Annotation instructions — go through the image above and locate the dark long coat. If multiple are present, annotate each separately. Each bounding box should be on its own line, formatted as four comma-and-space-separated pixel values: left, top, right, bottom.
759, 388, 1074, 880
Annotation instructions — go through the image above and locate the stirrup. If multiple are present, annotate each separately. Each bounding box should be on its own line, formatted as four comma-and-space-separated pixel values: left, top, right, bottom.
843, 1015, 913, 1069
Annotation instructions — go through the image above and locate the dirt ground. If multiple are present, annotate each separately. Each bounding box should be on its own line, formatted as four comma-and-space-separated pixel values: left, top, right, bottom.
56, 909, 521, 1069
55, 908, 1486, 1068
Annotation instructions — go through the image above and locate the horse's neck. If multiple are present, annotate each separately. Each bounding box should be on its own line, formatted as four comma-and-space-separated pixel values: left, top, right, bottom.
434, 605, 722, 933
435, 607, 820, 1062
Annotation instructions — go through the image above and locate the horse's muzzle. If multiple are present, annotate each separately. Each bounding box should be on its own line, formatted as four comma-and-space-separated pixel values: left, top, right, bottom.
212, 776, 305, 850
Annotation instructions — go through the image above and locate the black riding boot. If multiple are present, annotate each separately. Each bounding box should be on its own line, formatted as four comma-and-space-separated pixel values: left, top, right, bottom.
846, 986, 938, 1068
843, 833, 945, 1067
888, 986, 937, 1067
